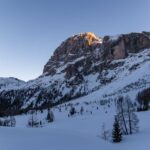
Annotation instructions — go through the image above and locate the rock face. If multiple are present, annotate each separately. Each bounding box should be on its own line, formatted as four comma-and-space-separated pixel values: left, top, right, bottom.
43, 31, 150, 79
0, 31, 150, 116
102, 32, 150, 60
43, 32, 102, 76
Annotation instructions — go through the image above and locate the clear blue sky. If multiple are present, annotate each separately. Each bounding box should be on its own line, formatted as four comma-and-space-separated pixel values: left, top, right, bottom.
0, 0, 149, 81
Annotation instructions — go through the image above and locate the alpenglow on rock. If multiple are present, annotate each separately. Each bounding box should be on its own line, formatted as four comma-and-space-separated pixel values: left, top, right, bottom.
43, 32, 102, 76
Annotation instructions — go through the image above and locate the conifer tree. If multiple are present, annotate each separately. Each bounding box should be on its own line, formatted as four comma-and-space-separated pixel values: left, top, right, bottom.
112, 117, 122, 143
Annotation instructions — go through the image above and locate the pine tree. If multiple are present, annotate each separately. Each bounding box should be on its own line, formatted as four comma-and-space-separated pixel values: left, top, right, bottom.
112, 117, 122, 143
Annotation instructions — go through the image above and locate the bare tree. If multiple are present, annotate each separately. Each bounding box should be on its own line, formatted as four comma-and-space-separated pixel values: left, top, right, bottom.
10, 116, 16, 127
46, 108, 54, 123
126, 96, 139, 133
116, 96, 139, 135
28, 110, 39, 127
116, 96, 128, 135
101, 123, 110, 141
80, 106, 84, 115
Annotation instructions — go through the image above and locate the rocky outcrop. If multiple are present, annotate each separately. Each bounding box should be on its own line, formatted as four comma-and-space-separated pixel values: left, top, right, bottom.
102, 32, 150, 60
43, 32, 102, 76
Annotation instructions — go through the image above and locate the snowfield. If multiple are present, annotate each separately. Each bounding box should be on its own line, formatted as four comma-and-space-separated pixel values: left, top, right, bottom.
0, 108, 150, 150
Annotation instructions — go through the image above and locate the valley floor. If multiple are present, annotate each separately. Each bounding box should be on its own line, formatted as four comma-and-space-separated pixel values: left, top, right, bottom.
0, 110, 149, 150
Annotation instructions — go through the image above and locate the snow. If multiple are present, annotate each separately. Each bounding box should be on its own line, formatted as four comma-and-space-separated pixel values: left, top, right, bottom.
56, 56, 85, 73
0, 127, 108, 150
0, 101, 150, 150
0, 77, 25, 91
109, 34, 121, 41
0, 48, 149, 149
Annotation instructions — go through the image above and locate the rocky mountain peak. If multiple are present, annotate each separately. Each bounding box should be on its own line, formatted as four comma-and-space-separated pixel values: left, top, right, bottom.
51, 32, 101, 61
43, 32, 102, 75
43, 31, 150, 77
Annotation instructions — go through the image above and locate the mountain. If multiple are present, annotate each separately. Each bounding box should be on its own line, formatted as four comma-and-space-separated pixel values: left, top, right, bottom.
0, 77, 25, 91
0, 31, 150, 116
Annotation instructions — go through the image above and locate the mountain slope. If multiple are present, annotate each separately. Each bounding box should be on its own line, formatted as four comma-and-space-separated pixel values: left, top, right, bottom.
0, 32, 149, 115
0, 87, 149, 150
0, 77, 25, 91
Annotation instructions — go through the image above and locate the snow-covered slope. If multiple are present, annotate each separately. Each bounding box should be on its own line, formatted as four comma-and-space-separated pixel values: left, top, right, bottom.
0, 77, 25, 91
0, 88, 149, 150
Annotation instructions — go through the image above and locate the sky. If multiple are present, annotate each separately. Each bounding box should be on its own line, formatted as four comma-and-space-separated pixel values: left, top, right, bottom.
0, 0, 149, 81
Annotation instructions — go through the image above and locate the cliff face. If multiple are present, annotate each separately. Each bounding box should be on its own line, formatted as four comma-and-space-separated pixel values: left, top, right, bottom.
43, 32, 102, 76
102, 32, 150, 60
43, 32, 150, 79
0, 31, 150, 116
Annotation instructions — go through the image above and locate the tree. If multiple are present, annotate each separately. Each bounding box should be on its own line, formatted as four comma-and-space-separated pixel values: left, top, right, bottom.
27, 110, 39, 127
46, 108, 54, 123
2, 117, 10, 127
101, 123, 110, 141
10, 116, 16, 127
116, 96, 139, 135
80, 106, 84, 115
136, 87, 150, 111
116, 96, 128, 135
0, 116, 16, 127
126, 96, 139, 134
69, 106, 76, 116
112, 117, 122, 143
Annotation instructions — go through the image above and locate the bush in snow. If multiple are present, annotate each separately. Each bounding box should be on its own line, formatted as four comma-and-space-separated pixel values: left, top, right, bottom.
68, 106, 76, 116
0, 116, 16, 127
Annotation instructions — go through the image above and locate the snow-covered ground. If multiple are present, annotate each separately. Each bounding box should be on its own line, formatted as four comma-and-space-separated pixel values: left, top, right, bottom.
0, 94, 150, 150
